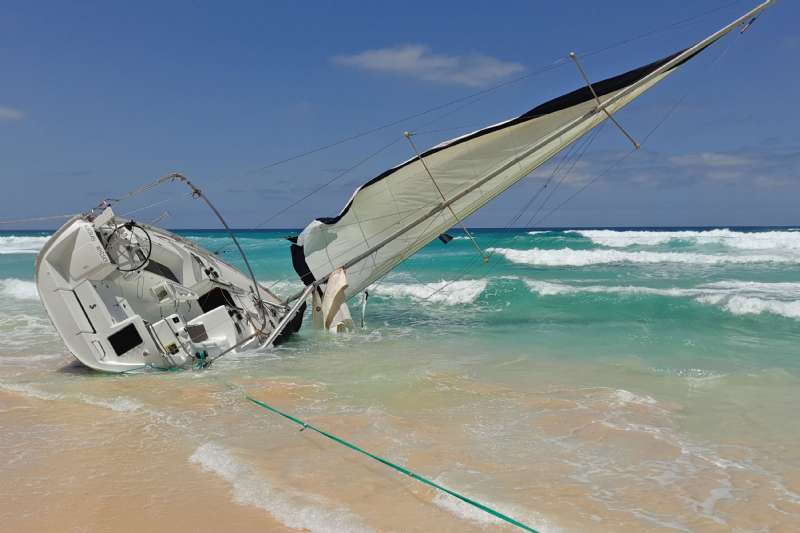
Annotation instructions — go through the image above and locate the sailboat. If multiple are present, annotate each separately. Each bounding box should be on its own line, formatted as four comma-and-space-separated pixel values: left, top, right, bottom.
36, 1, 775, 372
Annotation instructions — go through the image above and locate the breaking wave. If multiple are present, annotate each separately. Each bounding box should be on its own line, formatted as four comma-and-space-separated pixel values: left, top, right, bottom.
261, 279, 304, 298
370, 279, 488, 305
0, 235, 49, 254
189, 442, 372, 532
525, 280, 800, 319
489, 247, 794, 267
0, 278, 38, 300
571, 229, 800, 251
696, 294, 800, 319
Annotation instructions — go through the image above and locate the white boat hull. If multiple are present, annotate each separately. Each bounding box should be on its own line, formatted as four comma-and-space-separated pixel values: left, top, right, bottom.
35, 209, 301, 372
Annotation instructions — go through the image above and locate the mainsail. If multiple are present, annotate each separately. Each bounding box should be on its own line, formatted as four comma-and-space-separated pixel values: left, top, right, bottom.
290, 1, 773, 301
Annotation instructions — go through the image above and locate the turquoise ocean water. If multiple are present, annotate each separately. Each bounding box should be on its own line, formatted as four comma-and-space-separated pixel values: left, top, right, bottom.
1, 227, 799, 531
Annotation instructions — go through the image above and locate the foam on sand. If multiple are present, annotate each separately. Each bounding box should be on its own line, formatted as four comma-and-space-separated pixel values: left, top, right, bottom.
0, 235, 49, 254
0, 383, 147, 413
0, 382, 63, 401
572, 229, 800, 251
0, 278, 39, 300
525, 279, 800, 319
431, 478, 561, 532
370, 279, 488, 305
77, 395, 145, 413
189, 442, 372, 533
489, 247, 794, 267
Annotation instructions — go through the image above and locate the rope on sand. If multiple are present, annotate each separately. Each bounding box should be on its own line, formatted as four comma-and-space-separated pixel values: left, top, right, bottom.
245, 394, 539, 532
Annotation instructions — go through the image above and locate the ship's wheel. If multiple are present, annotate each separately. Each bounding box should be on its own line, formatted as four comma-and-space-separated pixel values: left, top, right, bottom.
105, 222, 152, 272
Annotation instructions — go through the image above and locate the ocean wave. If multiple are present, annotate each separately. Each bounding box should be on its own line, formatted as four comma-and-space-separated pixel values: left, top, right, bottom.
370, 279, 488, 305
0, 278, 38, 300
489, 247, 794, 266
189, 442, 372, 533
186, 235, 288, 252
696, 294, 800, 319
0, 235, 49, 254
261, 279, 304, 297
0, 313, 57, 348
525, 279, 800, 319
572, 229, 800, 251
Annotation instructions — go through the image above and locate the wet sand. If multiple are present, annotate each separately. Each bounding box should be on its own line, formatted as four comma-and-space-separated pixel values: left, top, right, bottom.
2, 353, 799, 532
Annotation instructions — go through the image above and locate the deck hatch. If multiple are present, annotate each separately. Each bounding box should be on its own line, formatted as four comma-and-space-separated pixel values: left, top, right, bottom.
107, 324, 143, 356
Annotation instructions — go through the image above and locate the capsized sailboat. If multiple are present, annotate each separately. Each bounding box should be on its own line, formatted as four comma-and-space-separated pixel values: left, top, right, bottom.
36, 0, 774, 372
35, 201, 305, 372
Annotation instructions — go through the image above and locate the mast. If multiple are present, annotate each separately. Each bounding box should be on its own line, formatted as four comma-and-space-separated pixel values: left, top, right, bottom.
286, 0, 775, 304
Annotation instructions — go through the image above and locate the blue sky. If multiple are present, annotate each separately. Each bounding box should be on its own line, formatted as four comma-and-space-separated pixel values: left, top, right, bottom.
1, 0, 798, 229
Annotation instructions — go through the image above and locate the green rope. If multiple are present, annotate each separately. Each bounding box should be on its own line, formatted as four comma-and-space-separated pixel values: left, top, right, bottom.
245, 395, 539, 533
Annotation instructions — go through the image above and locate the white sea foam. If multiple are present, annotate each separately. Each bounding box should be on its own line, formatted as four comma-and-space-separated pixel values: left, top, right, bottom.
0, 235, 49, 254
0, 278, 38, 300
0, 383, 148, 413
614, 389, 657, 406
261, 279, 304, 297
525, 279, 800, 319
525, 280, 696, 298
432, 480, 560, 532
489, 247, 793, 267
572, 229, 800, 251
189, 442, 372, 533
0, 382, 63, 401
371, 279, 488, 305
78, 395, 144, 413
696, 295, 800, 319
0, 313, 57, 348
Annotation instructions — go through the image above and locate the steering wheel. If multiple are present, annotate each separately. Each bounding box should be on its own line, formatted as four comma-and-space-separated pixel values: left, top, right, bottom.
105, 222, 152, 272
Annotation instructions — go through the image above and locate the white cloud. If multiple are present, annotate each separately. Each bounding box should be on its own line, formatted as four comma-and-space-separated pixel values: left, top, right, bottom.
333, 44, 524, 87
0, 106, 25, 121
562, 147, 800, 190
670, 152, 753, 168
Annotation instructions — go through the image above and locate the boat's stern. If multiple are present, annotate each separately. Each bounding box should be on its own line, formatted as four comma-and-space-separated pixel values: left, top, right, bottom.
36, 207, 291, 372
35, 214, 176, 371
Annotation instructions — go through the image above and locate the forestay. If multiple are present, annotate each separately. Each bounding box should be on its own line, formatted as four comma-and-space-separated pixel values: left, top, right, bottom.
290, 0, 773, 300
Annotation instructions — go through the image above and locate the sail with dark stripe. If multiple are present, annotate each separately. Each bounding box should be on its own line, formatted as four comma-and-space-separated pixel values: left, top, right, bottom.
290, 0, 774, 300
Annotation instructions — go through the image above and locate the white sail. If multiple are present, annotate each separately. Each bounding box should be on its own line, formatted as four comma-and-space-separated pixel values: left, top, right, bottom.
290, 1, 774, 300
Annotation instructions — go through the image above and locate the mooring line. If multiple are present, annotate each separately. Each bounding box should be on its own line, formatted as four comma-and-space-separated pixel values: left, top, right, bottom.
245, 394, 539, 532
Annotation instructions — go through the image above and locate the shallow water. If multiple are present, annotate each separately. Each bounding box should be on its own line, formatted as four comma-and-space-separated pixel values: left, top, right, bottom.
1, 227, 799, 532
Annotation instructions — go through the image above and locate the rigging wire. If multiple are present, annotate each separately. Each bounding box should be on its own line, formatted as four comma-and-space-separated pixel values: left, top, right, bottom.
0, 1, 745, 231
212, 135, 406, 256
336, 122, 603, 304
494, 130, 595, 236
221, 2, 752, 289
578, 0, 744, 59
521, 125, 605, 228
236, 58, 568, 179
0, 213, 78, 226
228, 0, 744, 182
384, 22, 748, 312
226, 3, 753, 305
119, 192, 195, 218
247, 17, 748, 311
530, 22, 745, 229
